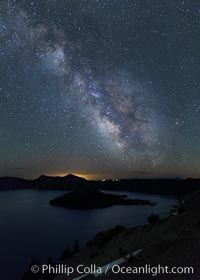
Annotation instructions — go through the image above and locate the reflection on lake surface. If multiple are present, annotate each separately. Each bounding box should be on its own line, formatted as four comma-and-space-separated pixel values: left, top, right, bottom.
0, 189, 176, 279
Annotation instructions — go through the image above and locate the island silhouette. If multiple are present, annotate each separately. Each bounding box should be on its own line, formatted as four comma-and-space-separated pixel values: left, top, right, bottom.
49, 186, 154, 209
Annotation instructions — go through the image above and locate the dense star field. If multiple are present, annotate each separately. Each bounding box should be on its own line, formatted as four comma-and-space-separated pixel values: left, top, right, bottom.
0, 0, 200, 179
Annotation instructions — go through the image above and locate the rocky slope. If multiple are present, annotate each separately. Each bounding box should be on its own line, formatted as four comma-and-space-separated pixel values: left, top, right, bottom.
52, 192, 200, 280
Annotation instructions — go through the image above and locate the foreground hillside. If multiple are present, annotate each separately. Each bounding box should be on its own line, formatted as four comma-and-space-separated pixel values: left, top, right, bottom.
51, 191, 200, 280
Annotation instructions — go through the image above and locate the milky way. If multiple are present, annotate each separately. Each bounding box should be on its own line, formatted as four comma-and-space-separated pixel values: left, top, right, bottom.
1, 0, 200, 179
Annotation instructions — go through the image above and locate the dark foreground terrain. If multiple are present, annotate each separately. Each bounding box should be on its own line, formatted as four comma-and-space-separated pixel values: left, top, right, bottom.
22, 190, 200, 280
52, 192, 200, 280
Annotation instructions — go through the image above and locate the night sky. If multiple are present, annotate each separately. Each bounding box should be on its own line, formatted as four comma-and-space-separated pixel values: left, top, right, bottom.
0, 0, 200, 180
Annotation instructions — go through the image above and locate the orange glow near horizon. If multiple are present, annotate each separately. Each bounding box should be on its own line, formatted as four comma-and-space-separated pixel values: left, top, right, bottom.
48, 172, 98, 180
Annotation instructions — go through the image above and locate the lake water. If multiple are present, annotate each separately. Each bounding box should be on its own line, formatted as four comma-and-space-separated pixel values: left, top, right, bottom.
0, 189, 176, 280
